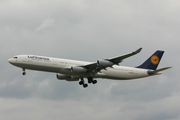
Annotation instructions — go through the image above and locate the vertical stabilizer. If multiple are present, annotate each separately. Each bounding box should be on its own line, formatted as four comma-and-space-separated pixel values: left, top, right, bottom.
136, 50, 164, 70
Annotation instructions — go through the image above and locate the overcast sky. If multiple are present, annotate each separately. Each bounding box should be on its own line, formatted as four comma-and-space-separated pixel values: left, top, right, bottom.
0, 0, 180, 120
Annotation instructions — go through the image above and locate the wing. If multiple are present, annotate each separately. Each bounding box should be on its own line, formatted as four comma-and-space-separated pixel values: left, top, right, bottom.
106, 48, 142, 64
83, 48, 142, 74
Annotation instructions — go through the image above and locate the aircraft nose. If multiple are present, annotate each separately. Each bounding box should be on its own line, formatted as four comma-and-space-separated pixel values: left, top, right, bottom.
8, 58, 13, 63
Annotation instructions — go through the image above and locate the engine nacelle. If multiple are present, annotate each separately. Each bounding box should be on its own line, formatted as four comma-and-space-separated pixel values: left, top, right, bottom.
97, 60, 113, 67
56, 74, 79, 81
71, 66, 87, 73
56, 74, 71, 80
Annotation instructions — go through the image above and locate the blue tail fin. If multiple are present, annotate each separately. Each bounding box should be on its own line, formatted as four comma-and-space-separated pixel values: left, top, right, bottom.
136, 50, 164, 70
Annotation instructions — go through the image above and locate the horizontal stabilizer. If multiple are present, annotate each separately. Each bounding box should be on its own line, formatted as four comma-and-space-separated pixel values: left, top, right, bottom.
147, 67, 172, 75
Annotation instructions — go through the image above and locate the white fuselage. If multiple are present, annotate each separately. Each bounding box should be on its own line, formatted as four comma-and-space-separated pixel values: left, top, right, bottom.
8, 55, 151, 80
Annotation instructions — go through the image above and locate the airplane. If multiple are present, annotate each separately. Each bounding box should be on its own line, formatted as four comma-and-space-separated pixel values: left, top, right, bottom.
8, 48, 171, 88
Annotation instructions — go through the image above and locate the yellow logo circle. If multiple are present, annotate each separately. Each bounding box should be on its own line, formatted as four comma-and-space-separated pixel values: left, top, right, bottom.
151, 55, 159, 65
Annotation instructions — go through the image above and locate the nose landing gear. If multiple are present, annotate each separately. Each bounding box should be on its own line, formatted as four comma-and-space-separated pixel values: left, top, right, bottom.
22, 68, 26, 75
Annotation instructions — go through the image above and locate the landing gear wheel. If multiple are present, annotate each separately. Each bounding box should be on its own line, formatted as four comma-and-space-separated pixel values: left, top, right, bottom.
83, 84, 88, 88
92, 80, 97, 84
22, 72, 26, 75
79, 81, 84, 85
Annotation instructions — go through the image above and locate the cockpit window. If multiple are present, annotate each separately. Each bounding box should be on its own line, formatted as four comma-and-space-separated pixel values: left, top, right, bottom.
14, 57, 18, 59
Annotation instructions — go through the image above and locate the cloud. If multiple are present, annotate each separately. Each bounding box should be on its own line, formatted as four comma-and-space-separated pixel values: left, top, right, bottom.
35, 18, 55, 31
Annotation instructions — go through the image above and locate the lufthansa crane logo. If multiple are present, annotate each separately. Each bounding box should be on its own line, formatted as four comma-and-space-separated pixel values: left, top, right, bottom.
151, 55, 159, 65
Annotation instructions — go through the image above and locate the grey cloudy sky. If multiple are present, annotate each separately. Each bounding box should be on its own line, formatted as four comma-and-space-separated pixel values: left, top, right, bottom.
0, 0, 179, 120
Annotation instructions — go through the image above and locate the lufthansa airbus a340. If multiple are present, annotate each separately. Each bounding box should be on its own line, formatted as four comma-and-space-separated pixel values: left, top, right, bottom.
8, 48, 171, 88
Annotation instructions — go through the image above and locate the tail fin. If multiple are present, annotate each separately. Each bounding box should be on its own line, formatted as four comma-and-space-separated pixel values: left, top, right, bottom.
136, 50, 164, 70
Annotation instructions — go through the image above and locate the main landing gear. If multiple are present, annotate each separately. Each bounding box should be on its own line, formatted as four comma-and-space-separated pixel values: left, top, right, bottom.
79, 77, 97, 88
79, 78, 88, 88
88, 77, 97, 84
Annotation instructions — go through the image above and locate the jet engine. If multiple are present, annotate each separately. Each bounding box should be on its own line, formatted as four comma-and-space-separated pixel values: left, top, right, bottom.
71, 66, 87, 73
97, 60, 114, 67
56, 74, 79, 81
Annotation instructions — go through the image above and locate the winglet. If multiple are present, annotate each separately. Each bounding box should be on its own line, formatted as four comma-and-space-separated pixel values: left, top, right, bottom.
134, 48, 142, 54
